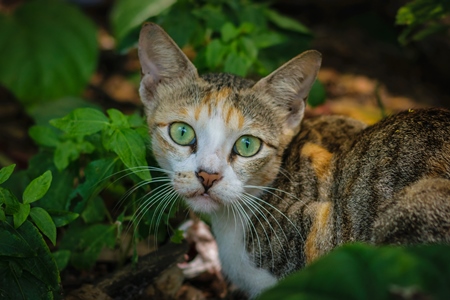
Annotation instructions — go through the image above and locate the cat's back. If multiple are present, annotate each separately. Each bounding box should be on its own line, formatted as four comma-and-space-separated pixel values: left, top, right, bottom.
332, 108, 450, 243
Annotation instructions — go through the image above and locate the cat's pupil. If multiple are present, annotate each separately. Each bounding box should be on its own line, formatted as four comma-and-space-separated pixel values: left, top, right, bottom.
244, 138, 250, 148
180, 127, 186, 136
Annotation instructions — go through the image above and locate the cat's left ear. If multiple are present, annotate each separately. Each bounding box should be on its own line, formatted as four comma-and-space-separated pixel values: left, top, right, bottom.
253, 50, 321, 137
138, 23, 198, 107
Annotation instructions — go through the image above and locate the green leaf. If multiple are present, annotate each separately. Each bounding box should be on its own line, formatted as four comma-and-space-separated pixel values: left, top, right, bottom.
0, 164, 15, 185
1, 188, 20, 215
259, 243, 450, 300
30, 207, 57, 246
308, 80, 327, 107
223, 52, 252, 77
52, 250, 71, 271
239, 37, 258, 61
75, 158, 117, 202
0, 219, 60, 299
28, 125, 59, 147
0, 209, 5, 221
264, 8, 311, 35
50, 108, 109, 137
0, 0, 98, 103
60, 223, 116, 269
104, 129, 151, 181
108, 108, 130, 128
111, 0, 176, 48
47, 210, 79, 227
170, 229, 184, 244
13, 203, 30, 229
205, 39, 228, 69
0, 221, 35, 257
221, 22, 239, 43
23, 170, 52, 204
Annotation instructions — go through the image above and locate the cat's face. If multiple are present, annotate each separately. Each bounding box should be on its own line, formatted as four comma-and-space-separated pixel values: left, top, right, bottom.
138, 23, 321, 214
148, 76, 285, 213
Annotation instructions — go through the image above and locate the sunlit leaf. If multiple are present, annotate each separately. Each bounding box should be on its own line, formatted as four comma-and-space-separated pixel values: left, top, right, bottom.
23, 171, 52, 204
0, 164, 15, 185
50, 108, 109, 137
13, 203, 30, 229
104, 129, 151, 181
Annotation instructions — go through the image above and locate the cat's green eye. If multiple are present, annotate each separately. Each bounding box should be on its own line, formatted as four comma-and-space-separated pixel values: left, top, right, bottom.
233, 135, 261, 157
169, 122, 196, 146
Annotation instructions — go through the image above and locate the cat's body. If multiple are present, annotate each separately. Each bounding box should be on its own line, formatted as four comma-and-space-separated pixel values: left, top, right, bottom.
138, 23, 450, 298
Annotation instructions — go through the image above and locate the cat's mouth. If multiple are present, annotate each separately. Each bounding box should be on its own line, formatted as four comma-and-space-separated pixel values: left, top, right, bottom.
185, 192, 222, 213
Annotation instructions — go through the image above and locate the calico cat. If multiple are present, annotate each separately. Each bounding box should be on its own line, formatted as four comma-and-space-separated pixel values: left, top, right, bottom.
137, 22, 450, 298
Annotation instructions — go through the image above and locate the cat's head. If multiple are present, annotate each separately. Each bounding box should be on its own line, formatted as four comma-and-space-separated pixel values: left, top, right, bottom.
138, 23, 321, 214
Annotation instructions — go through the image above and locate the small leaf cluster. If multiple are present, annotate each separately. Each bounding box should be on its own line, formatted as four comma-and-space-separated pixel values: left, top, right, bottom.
396, 0, 450, 44
0, 165, 66, 299
1, 108, 168, 279
258, 243, 450, 300
112, 0, 326, 107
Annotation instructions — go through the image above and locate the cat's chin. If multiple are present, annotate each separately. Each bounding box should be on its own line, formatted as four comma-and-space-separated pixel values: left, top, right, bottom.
185, 194, 222, 214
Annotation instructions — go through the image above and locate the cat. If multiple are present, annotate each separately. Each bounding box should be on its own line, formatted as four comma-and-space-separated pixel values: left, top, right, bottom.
137, 22, 450, 298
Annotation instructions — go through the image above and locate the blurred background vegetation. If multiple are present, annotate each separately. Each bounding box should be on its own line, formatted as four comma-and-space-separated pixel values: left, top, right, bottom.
0, 0, 449, 299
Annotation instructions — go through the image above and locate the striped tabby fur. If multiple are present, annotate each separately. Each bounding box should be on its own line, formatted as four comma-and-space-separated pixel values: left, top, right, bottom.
138, 23, 450, 298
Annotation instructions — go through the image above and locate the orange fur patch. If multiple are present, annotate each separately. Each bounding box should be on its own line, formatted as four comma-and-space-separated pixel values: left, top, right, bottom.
304, 202, 331, 264
301, 143, 333, 180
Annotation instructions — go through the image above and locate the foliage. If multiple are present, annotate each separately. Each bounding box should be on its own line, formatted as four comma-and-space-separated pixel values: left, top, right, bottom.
259, 243, 450, 300
111, 0, 326, 107
396, 0, 450, 44
0, 165, 63, 299
0, 0, 98, 104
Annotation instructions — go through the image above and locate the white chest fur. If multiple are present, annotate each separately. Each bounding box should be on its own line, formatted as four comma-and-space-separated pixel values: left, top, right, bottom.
211, 210, 277, 298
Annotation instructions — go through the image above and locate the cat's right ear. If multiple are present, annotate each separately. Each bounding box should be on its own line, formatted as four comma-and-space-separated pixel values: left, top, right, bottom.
138, 23, 198, 105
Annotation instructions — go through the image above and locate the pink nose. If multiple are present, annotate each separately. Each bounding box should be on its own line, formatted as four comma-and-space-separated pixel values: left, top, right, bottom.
196, 170, 221, 191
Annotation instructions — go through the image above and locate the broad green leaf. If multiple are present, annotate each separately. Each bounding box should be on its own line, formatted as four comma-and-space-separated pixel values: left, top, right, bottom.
259, 243, 450, 300
224, 52, 252, 77
104, 129, 151, 181
52, 250, 71, 271
47, 210, 79, 227
30, 207, 57, 245
221, 22, 239, 43
60, 223, 116, 269
308, 80, 327, 107
0, 219, 60, 299
0, 0, 98, 103
23, 170, 52, 204
0, 164, 15, 185
192, 4, 228, 31
28, 125, 59, 147
53, 139, 94, 171
50, 108, 109, 137
0, 221, 35, 257
205, 39, 228, 69
108, 108, 130, 128
0, 209, 5, 221
239, 37, 258, 61
252, 32, 287, 49
13, 203, 30, 229
1, 188, 20, 215
264, 8, 311, 34
111, 0, 176, 47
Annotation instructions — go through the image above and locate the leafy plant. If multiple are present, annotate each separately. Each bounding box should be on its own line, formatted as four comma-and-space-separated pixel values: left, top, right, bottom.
111, 0, 326, 107
0, 0, 98, 104
258, 243, 450, 300
396, 0, 450, 44
0, 165, 72, 299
